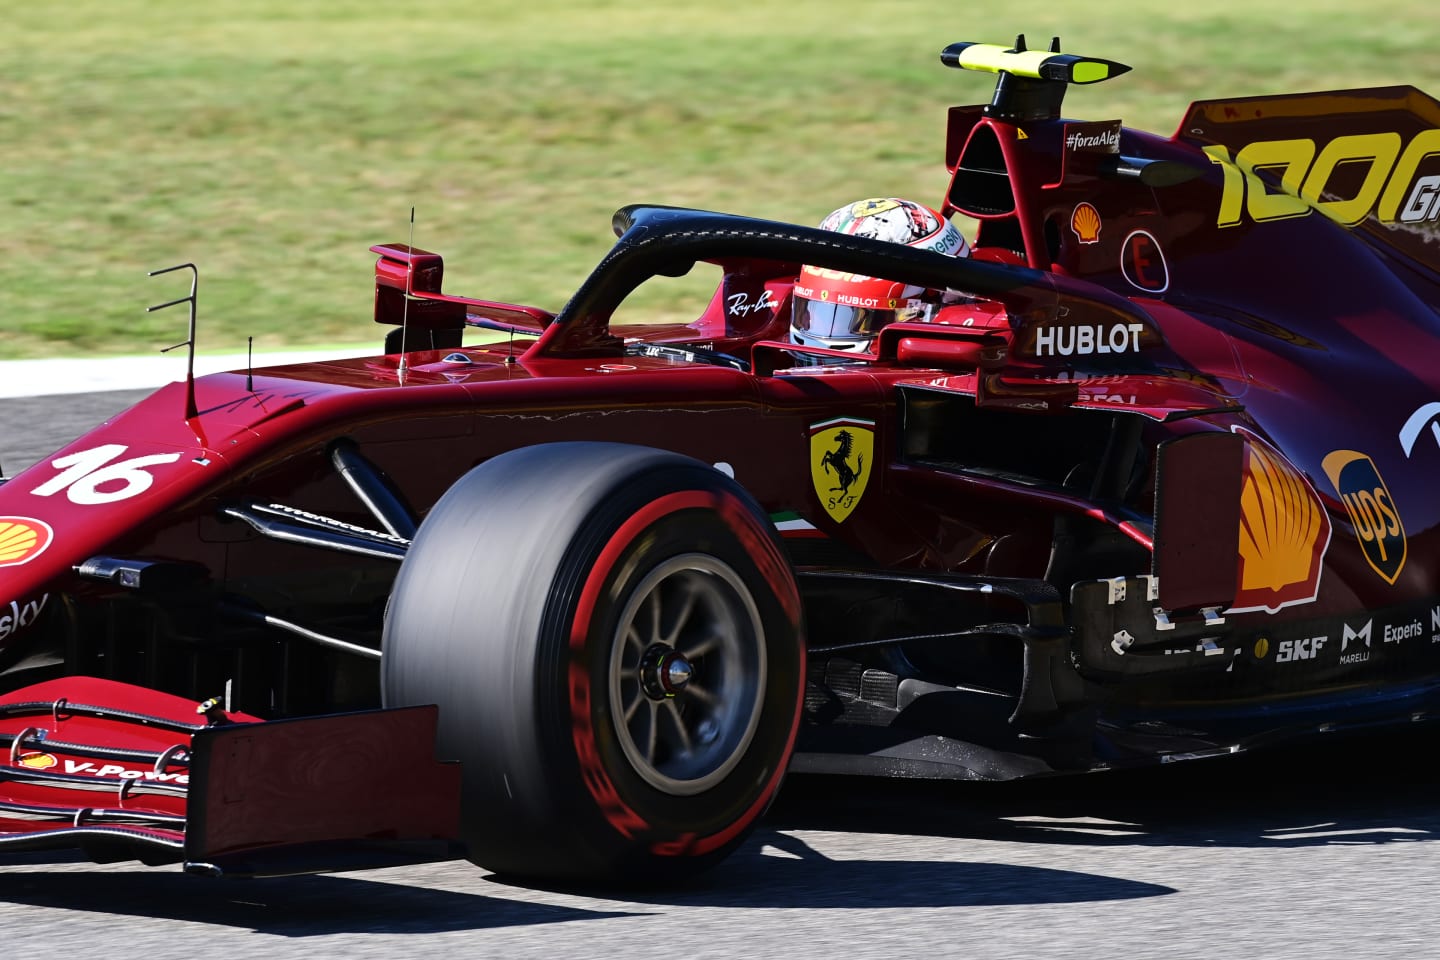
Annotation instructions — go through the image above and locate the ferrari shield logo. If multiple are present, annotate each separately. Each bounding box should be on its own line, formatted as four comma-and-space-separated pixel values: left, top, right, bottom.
810, 418, 874, 523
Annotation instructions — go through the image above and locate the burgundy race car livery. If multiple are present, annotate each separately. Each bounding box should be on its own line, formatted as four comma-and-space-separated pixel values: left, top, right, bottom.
2, 36, 1438, 886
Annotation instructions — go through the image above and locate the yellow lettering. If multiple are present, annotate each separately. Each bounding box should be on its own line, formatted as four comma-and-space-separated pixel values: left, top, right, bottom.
1236, 139, 1314, 222
804, 267, 868, 282
1378, 128, 1440, 221
1215, 131, 1440, 228
1205, 145, 1245, 227
1302, 133, 1402, 226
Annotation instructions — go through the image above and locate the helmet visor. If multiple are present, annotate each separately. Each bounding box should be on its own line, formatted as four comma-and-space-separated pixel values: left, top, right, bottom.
791, 297, 938, 340
792, 299, 895, 340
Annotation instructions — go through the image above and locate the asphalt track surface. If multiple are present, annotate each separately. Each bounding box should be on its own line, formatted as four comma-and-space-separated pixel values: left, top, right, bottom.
2, 390, 1439, 959
1, 389, 153, 477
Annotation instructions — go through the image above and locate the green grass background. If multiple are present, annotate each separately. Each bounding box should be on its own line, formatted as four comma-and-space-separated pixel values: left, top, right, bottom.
4, 1, 1439, 358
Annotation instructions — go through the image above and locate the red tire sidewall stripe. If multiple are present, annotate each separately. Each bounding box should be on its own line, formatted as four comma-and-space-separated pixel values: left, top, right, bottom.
567, 487, 804, 855
679, 647, 804, 857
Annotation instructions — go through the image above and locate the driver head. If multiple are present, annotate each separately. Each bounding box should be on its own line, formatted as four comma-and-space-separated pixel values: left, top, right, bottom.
790, 198, 970, 355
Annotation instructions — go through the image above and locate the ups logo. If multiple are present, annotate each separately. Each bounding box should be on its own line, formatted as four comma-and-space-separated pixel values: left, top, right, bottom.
1321, 450, 1407, 585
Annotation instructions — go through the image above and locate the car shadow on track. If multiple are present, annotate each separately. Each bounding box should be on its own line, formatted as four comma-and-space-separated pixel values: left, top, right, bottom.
493, 724, 1440, 910
0, 845, 1174, 929
0, 861, 637, 936
539, 833, 1178, 909
765, 724, 1440, 851
2, 726, 1430, 927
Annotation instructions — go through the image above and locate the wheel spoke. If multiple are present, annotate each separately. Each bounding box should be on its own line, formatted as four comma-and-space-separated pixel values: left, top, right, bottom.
643, 588, 664, 646
662, 699, 694, 755
684, 680, 718, 707
680, 631, 721, 660
643, 700, 659, 765
622, 623, 646, 666
660, 579, 701, 647
622, 680, 645, 722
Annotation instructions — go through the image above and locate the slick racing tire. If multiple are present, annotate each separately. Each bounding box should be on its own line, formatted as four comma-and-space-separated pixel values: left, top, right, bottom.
382, 442, 804, 885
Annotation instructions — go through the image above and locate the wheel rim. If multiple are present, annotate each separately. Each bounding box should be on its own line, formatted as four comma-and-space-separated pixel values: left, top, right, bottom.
608, 553, 767, 796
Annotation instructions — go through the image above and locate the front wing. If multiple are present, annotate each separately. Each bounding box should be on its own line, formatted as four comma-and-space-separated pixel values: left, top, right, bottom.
0, 677, 461, 877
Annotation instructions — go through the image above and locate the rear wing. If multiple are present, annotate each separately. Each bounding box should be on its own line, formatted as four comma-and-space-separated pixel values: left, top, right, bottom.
1176, 85, 1440, 279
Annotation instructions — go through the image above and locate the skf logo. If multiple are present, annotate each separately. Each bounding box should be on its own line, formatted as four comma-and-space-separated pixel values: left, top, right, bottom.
1070, 203, 1102, 244
1321, 450, 1407, 585
1277, 636, 1326, 663
1204, 129, 1440, 228
809, 418, 874, 523
1340, 619, 1371, 665
0, 517, 53, 568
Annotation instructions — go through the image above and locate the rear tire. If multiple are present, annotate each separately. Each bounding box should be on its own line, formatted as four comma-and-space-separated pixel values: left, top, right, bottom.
382, 442, 804, 884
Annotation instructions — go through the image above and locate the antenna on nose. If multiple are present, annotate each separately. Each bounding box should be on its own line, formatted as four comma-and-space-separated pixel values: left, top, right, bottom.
397, 206, 415, 385
148, 262, 200, 420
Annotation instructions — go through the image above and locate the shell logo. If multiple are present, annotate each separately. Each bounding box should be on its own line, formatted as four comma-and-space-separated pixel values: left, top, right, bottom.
1070, 203, 1102, 244
0, 517, 53, 568
1232, 436, 1331, 614
17, 752, 57, 770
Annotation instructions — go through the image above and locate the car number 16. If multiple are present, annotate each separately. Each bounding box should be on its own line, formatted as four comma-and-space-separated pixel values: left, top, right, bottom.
30, 444, 183, 505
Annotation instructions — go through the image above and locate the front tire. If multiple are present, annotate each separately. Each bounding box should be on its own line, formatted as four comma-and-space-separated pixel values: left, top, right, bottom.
382, 442, 804, 884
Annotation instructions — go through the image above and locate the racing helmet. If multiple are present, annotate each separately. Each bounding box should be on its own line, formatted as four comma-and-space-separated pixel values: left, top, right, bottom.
790, 198, 971, 353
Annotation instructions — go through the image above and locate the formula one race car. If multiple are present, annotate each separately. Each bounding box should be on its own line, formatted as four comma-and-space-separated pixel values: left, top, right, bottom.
2, 36, 1439, 887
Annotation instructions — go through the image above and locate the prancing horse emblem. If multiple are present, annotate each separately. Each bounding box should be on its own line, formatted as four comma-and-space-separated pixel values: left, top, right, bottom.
822, 431, 864, 497
809, 418, 875, 523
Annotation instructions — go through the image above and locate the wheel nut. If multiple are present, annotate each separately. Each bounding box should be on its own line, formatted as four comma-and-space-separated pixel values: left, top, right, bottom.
665, 656, 694, 691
